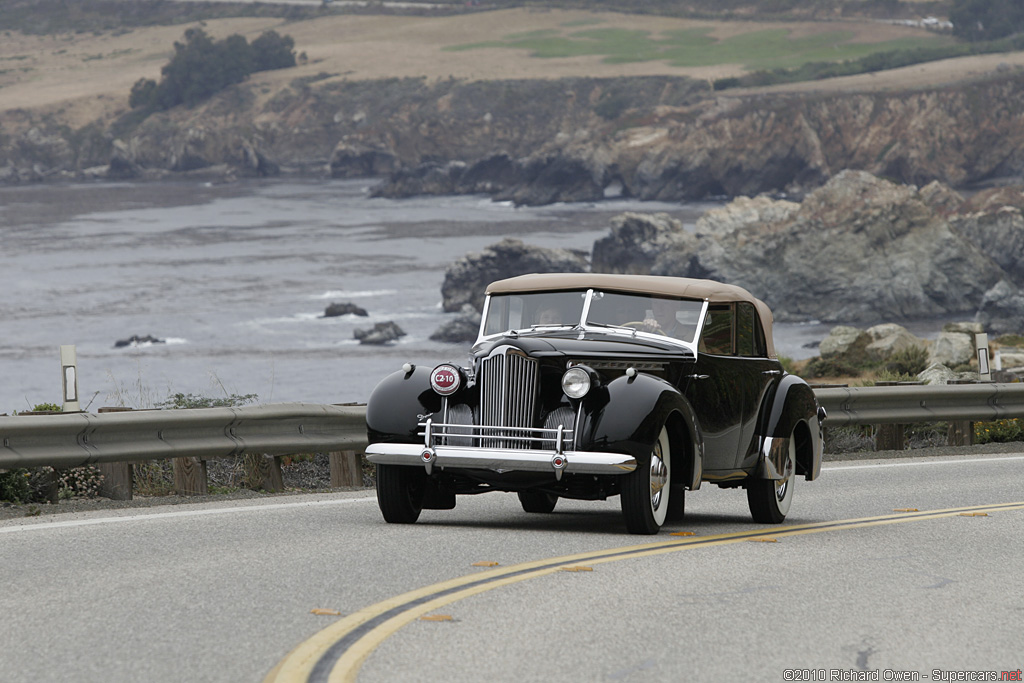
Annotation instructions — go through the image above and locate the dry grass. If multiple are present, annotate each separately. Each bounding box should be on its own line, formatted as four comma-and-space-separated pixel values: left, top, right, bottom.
2, 8, 1004, 127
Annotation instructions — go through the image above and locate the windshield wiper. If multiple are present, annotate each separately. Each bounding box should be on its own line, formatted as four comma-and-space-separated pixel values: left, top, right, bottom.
583, 322, 638, 335
529, 323, 576, 330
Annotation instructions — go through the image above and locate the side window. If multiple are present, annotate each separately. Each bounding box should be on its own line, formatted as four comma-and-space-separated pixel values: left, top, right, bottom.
736, 302, 767, 358
702, 304, 734, 355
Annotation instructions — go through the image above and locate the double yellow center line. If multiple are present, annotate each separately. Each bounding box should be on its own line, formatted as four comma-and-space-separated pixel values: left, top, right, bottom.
265, 501, 1024, 683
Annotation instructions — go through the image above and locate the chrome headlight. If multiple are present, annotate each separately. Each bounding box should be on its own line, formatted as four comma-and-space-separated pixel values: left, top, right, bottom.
561, 367, 592, 399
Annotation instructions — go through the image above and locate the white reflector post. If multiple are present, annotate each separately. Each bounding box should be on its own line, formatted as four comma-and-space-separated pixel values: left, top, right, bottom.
60, 344, 80, 412
976, 333, 991, 382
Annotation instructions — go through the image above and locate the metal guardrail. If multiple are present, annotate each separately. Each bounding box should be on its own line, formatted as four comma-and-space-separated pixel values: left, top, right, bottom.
815, 383, 1024, 427
0, 402, 368, 470
3, 384, 1024, 473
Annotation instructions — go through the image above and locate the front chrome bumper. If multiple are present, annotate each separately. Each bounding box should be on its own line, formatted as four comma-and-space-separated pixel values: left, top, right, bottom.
364, 443, 637, 477
365, 418, 636, 477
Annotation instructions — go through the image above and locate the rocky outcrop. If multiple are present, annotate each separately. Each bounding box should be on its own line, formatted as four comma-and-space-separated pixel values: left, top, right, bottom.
440, 238, 589, 312
360, 74, 1024, 205
114, 334, 166, 348
950, 205, 1024, 284
7, 73, 1024, 202
975, 280, 1024, 334
373, 154, 606, 206
370, 161, 467, 199
918, 362, 977, 385
819, 326, 866, 358
354, 321, 405, 345
322, 302, 368, 318
819, 324, 929, 361
693, 195, 801, 237
329, 143, 398, 178
864, 323, 927, 359
597, 171, 1024, 326
587, 172, 1024, 329
591, 213, 684, 274
929, 331, 974, 367
430, 304, 481, 344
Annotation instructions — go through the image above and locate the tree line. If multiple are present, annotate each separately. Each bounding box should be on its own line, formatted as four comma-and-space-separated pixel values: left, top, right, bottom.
130, 28, 297, 110
951, 0, 1024, 41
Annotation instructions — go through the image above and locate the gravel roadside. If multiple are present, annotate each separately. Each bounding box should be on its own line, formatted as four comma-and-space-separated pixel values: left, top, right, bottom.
2, 442, 1022, 522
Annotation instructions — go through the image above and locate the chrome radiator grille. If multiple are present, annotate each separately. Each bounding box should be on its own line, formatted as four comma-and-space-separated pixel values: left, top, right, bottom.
478, 349, 538, 449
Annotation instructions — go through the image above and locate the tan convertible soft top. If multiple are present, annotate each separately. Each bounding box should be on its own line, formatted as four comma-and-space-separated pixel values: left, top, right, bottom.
486, 273, 776, 356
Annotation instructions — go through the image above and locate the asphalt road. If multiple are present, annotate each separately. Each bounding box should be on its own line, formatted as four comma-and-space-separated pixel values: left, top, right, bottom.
2, 453, 1023, 683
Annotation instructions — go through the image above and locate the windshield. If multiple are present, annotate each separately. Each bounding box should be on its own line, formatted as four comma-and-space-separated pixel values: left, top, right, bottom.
481, 290, 705, 345
481, 291, 587, 335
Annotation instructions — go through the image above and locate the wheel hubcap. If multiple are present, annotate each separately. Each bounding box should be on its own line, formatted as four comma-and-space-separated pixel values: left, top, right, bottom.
650, 444, 668, 511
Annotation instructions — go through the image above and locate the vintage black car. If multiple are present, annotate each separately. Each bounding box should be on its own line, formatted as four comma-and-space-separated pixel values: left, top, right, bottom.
365, 273, 824, 534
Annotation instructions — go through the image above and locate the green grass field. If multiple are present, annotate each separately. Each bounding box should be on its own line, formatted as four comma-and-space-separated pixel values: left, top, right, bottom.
445, 20, 955, 72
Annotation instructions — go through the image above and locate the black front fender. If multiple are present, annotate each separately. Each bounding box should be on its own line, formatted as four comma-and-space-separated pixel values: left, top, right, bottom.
581, 373, 703, 490
366, 366, 442, 444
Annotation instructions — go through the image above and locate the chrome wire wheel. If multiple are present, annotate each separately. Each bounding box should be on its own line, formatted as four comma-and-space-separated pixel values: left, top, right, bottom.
772, 436, 796, 516
747, 430, 796, 524
649, 429, 671, 525
621, 425, 671, 534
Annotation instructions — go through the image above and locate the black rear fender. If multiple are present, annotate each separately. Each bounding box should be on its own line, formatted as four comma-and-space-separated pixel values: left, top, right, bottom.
758, 374, 822, 481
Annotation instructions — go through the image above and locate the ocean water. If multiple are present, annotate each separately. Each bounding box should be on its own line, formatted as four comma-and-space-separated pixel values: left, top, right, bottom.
3, 177, 765, 412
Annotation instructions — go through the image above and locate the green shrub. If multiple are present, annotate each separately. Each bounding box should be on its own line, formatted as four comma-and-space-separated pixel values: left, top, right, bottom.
975, 418, 1024, 444
58, 466, 104, 499
250, 30, 296, 72
951, 0, 1024, 41
884, 345, 929, 376
0, 469, 33, 503
995, 334, 1024, 347
129, 77, 157, 109
859, 370, 918, 386
805, 355, 862, 378
0, 465, 104, 504
133, 28, 297, 111
156, 392, 258, 409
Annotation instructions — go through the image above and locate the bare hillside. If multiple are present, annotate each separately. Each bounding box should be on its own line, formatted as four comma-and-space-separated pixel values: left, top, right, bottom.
1, 7, 1001, 127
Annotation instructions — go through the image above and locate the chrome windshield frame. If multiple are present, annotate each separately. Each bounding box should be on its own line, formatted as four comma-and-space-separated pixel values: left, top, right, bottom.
476, 290, 707, 354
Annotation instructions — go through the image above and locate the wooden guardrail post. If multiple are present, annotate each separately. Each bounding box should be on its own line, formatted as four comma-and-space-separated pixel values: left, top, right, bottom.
947, 421, 975, 446
329, 451, 364, 487
96, 407, 134, 500
870, 381, 924, 451
946, 379, 979, 446
246, 454, 285, 493
173, 457, 208, 496
874, 424, 905, 451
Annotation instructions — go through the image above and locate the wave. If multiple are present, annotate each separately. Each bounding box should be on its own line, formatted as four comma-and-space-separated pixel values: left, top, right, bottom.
313, 289, 398, 300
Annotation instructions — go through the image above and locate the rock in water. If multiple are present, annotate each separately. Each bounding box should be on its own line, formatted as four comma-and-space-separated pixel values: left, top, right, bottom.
354, 321, 406, 345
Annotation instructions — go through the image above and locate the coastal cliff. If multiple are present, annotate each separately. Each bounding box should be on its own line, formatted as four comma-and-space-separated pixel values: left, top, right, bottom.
3, 72, 1024, 202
